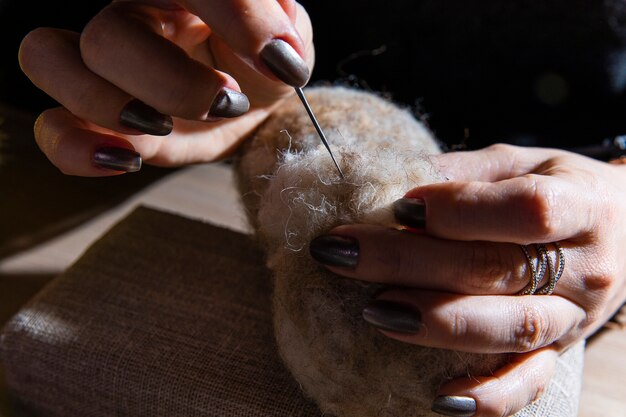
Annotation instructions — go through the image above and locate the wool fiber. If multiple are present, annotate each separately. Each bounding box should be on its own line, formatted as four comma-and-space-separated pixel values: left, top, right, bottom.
236, 87, 509, 417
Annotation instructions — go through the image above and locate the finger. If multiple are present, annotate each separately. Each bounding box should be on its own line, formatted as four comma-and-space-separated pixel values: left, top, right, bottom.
398, 173, 593, 243
80, 2, 250, 121
182, 0, 311, 86
35, 108, 141, 176
433, 144, 566, 182
277, 0, 297, 23
432, 347, 559, 417
362, 290, 585, 353
310, 225, 531, 295
206, 2, 314, 106
19, 28, 172, 136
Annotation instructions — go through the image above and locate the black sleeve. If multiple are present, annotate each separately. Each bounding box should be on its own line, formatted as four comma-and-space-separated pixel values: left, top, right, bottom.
301, 0, 626, 154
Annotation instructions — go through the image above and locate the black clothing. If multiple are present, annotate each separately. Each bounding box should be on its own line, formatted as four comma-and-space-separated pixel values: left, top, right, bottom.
300, 0, 626, 153
2, 0, 625, 153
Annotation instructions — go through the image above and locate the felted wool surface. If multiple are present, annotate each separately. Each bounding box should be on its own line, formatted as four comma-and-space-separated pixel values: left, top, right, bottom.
236, 86, 583, 417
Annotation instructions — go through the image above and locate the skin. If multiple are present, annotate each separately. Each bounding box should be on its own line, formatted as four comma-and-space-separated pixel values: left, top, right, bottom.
19, 2, 626, 415
323, 144, 626, 416
19, 0, 314, 176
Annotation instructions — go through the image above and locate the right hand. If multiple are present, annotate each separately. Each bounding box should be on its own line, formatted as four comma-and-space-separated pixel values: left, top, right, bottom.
19, 0, 314, 176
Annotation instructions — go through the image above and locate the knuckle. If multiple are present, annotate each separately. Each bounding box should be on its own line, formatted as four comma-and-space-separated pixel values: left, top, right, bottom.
487, 143, 518, 156
522, 358, 551, 407
578, 261, 617, 324
530, 375, 549, 403
513, 304, 553, 352
80, 2, 157, 66
584, 265, 616, 293
519, 175, 559, 238
80, 7, 123, 68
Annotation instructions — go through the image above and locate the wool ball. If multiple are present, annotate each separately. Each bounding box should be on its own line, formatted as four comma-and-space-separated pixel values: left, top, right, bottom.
236, 87, 509, 417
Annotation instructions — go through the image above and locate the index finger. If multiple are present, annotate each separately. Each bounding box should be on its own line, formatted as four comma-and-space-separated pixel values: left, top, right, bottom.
434, 144, 566, 182
182, 0, 311, 86
401, 174, 592, 243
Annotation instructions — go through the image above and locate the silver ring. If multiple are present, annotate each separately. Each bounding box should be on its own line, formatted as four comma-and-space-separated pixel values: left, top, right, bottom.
518, 242, 565, 295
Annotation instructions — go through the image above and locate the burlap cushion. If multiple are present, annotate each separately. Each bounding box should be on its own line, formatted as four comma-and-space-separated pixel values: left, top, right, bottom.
0, 207, 583, 416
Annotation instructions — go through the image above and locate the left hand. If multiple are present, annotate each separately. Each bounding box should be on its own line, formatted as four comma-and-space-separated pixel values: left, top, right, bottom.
309, 144, 626, 417
19, 0, 314, 176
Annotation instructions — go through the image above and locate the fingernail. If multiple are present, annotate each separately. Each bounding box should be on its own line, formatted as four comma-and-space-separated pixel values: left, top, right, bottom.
431, 396, 477, 417
393, 197, 426, 229
309, 235, 359, 268
93, 147, 142, 172
209, 88, 250, 118
260, 39, 310, 87
120, 99, 173, 136
362, 300, 421, 334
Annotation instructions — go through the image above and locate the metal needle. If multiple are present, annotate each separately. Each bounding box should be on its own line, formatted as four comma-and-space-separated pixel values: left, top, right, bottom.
294, 87, 345, 179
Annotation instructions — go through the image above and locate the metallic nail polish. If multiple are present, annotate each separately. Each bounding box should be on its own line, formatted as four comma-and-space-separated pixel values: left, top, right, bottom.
119, 99, 173, 136
209, 88, 250, 118
260, 39, 310, 87
393, 197, 426, 229
362, 300, 421, 334
431, 396, 477, 417
93, 147, 142, 172
309, 235, 359, 268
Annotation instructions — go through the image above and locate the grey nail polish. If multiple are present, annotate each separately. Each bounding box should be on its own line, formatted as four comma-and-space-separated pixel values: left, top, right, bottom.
93, 147, 142, 172
260, 39, 310, 87
209, 88, 250, 118
120, 99, 173, 136
309, 235, 359, 268
393, 197, 426, 229
362, 300, 421, 334
431, 396, 476, 417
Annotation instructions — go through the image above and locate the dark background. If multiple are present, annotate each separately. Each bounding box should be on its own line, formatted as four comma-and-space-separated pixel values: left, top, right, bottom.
1, 0, 625, 151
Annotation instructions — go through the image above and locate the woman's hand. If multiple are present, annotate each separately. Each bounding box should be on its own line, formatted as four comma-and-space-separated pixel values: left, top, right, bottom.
309, 144, 626, 417
19, 0, 313, 176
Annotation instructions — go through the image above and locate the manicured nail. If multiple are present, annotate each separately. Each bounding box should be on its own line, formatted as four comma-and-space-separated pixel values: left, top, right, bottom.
260, 39, 310, 87
209, 88, 250, 118
362, 300, 421, 334
119, 99, 173, 136
93, 147, 141, 172
309, 235, 359, 268
393, 197, 426, 229
431, 396, 476, 417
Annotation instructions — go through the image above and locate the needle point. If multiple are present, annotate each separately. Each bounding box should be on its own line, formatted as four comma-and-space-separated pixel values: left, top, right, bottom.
294, 87, 345, 179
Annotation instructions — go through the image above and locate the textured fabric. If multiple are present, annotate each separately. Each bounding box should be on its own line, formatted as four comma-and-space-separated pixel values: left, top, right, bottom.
516, 342, 585, 417
0, 206, 584, 416
0, 207, 320, 417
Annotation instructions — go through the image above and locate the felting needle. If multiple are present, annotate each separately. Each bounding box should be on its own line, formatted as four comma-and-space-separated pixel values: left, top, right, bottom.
294, 87, 345, 179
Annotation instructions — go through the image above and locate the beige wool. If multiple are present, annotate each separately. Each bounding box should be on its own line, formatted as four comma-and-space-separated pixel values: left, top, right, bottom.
236, 87, 509, 417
